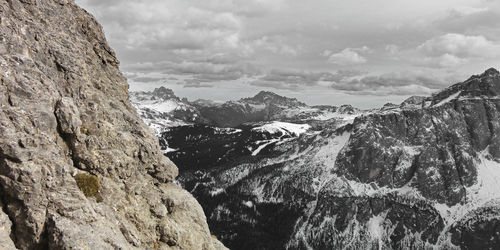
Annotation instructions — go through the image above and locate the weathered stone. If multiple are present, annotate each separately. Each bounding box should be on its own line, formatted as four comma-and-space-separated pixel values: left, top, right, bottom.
0, 200, 17, 250
55, 97, 82, 135
0, 0, 225, 249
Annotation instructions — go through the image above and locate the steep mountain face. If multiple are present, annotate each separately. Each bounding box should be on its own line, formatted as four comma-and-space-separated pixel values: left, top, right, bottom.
130, 86, 209, 134
150, 69, 500, 249
241, 91, 307, 108
195, 91, 342, 127
0, 1, 224, 249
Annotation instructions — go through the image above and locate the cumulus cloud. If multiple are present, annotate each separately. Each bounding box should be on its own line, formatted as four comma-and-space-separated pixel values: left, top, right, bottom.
418, 33, 500, 58
413, 33, 500, 68
324, 47, 369, 65
418, 53, 469, 68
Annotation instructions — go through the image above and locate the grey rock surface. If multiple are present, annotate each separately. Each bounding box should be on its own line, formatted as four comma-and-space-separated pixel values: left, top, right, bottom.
336, 68, 500, 205
0, 0, 225, 249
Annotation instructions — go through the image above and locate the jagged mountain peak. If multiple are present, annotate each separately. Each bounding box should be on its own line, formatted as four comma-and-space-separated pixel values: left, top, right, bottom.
464, 67, 499, 85
254, 90, 282, 98
151, 86, 179, 100
338, 104, 358, 114
242, 90, 307, 107
400, 96, 426, 109
430, 68, 500, 106
481, 67, 499, 77
461, 68, 500, 96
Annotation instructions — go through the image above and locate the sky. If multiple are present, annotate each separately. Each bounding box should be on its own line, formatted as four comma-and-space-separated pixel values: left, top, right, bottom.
76, 0, 500, 108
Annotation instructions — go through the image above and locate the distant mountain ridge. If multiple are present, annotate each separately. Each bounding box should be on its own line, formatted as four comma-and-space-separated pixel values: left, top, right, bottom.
131, 88, 361, 129
241, 91, 307, 107
136, 68, 500, 249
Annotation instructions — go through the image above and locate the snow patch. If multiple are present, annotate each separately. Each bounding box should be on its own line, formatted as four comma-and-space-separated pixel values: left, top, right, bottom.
252, 121, 311, 136
252, 139, 280, 156
163, 146, 178, 153
214, 127, 242, 134
367, 212, 388, 240
209, 188, 225, 196
243, 200, 254, 208
433, 150, 500, 244
433, 91, 461, 107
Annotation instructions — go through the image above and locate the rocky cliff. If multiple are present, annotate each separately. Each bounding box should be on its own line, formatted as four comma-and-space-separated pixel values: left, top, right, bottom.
0, 0, 225, 249
337, 68, 500, 205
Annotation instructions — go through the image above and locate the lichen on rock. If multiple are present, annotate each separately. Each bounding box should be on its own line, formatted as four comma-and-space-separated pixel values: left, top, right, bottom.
74, 172, 100, 199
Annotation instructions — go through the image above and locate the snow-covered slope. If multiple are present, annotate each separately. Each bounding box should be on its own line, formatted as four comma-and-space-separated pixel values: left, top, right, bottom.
130, 87, 207, 134
150, 69, 500, 250
252, 122, 311, 137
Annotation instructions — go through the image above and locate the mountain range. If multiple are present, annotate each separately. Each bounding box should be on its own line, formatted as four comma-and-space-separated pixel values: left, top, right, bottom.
132, 68, 500, 249
131, 88, 361, 133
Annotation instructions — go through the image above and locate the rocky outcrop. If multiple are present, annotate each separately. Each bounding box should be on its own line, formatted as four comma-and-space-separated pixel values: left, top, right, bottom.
195, 91, 315, 127
241, 91, 307, 108
130, 87, 209, 134
400, 96, 426, 109
0, 0, 224, 249
336, 68, 500, 205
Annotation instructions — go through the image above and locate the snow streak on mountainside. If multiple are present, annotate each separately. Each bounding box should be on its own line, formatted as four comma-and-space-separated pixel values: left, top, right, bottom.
134, 68, 500, 249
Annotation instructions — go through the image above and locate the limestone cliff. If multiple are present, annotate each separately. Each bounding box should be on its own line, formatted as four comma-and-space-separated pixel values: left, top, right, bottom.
0, 0, 225, 249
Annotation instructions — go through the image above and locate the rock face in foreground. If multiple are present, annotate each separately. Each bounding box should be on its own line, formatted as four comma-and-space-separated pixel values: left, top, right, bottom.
0, 0, 225, 249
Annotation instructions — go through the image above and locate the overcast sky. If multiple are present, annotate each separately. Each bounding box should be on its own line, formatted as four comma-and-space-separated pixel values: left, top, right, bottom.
76, 0, 500, 108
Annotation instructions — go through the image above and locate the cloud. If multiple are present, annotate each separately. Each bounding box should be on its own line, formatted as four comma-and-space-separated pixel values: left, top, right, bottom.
249, 80, 301, 91
417, 33, 500, 58
125, 60, 260, 83
418, 53, 469, 68
324, 47, 368, 65
258, 69, 326, 85
436, 4, 500, 39
130, 76, 168, 83
385, 44, 400, 55
248, 69, 364, 90
76, 0, 498, 106
181, 79, 214, 88
330, 71, 451, 96
410, 33, 500, 68
249, 36, 301, 57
